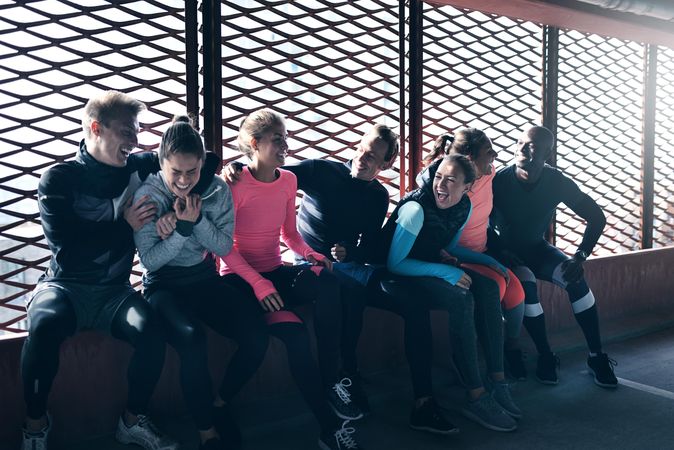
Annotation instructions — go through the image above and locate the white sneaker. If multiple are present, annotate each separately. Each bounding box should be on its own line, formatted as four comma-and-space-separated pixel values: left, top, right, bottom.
22, 415, 51, 450
115, 415, 179, 450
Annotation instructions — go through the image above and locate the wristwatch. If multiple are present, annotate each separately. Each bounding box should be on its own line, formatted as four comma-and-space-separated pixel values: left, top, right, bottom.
574, 249, 589, 261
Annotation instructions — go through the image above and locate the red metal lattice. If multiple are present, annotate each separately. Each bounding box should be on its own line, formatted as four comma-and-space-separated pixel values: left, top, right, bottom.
556, 30, 644, 257
221, 0, 401, 202
0, 0, 189, 335
420, 4, 543, 168
654, 46, 674, 248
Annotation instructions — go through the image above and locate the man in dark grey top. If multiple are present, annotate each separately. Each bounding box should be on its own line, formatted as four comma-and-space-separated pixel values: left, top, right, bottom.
491, 125, 617, 388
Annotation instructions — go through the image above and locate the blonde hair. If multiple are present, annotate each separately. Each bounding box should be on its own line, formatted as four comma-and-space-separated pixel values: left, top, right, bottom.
82, 90, 145, 138
237, 109, 285, 159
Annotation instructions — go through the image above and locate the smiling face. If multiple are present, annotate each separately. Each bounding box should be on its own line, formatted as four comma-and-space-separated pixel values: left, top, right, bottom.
252, 123, 289, 169
351, 133, 390, 181
515, 127, 553, 173
90, 114, 139, 167
432, 159, 470, 209
161, 152, 202, 199
471, 139, 498, 177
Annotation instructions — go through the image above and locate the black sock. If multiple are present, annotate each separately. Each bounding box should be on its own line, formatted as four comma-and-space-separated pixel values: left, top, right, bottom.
574, 305, 602, 354
523, 314, 552, 355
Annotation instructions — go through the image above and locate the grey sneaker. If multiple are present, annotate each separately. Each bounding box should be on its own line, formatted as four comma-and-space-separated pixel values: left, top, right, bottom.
327, 378, 364, 420
461, 393, 517, 432
489, 380, 522, 419
115, 415, 179, 450
22, 415, 51, 450
318, 420, 363, 450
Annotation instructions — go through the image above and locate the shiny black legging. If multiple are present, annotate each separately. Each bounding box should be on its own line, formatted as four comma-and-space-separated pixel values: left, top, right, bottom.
223, 264, 342, 389
21, 288, 165, 419
147, 276, 269, 431
269, 322, 339, 432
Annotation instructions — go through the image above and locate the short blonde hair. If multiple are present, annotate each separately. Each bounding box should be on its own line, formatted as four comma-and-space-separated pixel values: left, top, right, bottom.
82, 90, 145, 138
237, 109, 285, 159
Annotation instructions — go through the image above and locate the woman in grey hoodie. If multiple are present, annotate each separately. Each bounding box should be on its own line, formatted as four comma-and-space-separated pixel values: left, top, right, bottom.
134, 116, 269, 450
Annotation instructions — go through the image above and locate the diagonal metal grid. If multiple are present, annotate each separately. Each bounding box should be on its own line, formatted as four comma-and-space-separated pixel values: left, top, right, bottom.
221, 0, 401, 259
0, 0, 188, 334
420, 4, 543, 166
654, 46, 674, 248
556, 30, 644, 256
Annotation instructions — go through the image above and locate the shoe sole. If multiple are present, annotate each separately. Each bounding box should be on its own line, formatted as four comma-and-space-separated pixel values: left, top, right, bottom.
502, 408, 523, 420
460, 409, 517, 432
535, 375, 559, 385
588, 365, 618, 389
409, 423, 459, 435
329, 404, 364, 421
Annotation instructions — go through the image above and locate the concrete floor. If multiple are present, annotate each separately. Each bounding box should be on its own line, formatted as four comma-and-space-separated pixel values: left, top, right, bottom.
41, 325, 674, 450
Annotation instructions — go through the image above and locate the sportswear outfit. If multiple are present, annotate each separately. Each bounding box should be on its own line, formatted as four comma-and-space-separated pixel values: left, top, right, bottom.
134, 171, 269, 432
219, 166, 343, 432
491, 164, 605, 357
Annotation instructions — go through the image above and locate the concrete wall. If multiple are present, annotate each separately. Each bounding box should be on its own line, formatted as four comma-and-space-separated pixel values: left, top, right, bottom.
1, 246, 673, 445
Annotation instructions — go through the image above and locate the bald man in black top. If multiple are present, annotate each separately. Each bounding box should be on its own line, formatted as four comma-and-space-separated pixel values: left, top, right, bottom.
490, 126, 617, 388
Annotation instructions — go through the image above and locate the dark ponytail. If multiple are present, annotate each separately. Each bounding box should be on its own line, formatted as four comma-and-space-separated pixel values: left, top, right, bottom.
159, 114, 205, 162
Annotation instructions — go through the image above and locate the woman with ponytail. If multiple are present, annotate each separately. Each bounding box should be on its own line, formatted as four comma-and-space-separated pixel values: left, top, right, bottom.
423, 129, 526, 380
134, 115, 270, 450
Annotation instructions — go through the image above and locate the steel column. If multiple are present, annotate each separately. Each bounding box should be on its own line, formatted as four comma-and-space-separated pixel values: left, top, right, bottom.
641, 44, 658, 249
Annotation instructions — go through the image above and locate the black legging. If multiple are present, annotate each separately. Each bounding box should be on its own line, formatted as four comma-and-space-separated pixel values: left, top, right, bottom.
224, 264, 342, 389
21, 288, 165, 419
338, 269, 435, 400
147, 276, 269, 431
268, 322, 339, 432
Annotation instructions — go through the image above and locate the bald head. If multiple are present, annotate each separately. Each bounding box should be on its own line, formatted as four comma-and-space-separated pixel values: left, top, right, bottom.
523, 126, 554, 153
514, 126, 554, 179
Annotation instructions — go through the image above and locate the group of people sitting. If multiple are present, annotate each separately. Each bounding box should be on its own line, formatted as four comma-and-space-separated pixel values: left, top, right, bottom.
20, 90, 618, 450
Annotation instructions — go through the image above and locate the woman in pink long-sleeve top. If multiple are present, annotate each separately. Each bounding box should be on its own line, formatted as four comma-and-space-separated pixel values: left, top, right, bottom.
219, 109, 363, 450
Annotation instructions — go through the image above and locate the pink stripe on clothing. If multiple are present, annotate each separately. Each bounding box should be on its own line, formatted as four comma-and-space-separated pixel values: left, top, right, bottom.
457, 165, 495, 253
219, 167, 324, 300
264, 310, 303, 325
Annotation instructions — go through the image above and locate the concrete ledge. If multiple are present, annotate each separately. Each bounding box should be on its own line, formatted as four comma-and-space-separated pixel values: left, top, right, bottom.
1, 246, 672, 445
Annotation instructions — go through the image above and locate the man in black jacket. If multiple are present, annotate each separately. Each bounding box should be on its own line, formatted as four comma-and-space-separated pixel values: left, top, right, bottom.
21, 91, 177, 450
491, 125, 617, 388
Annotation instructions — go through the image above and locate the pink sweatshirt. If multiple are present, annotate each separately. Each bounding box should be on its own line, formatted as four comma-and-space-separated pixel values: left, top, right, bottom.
457, 165, 496, 253
220, 167, 323, 300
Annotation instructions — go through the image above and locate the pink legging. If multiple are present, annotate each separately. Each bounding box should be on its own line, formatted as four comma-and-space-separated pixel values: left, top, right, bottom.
461, 263, 524, 310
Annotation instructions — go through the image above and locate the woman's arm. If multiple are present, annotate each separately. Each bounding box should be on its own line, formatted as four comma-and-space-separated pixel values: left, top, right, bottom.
192, 179, 235, 256
387, 202, 466, 285
133, 186, 189, 272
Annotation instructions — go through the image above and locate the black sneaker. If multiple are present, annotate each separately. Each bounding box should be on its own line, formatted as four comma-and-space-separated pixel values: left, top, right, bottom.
535, 352, 560, 385
409, 398, 459, 435
504, 348, 527, 381
587, 353, 618, 388
343, 373, 371, 416
327, 378, 364, 420
212, 405, 242, 449
319, 421, 363, 450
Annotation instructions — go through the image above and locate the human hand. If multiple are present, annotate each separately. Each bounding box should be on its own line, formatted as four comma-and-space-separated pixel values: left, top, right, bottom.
439, 249, 459, 266
307, 253, 333, 271
561, 257, 584, 284
156, 212, 177, 240
123, 195, 157, 231
456, 272, 472, 289
260, 291, 284, 312
223, 161, 244, 184
330, 243, 347, 262
174, 194, 201, 222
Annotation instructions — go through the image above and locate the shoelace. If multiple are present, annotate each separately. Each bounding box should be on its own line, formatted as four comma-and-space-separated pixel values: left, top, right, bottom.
333, 378, 353, 404
137, 415, 163, 437
335, 421, 358, 449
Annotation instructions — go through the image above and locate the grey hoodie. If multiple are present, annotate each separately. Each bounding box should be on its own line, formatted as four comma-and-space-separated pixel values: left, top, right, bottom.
133, 172, 234, 274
